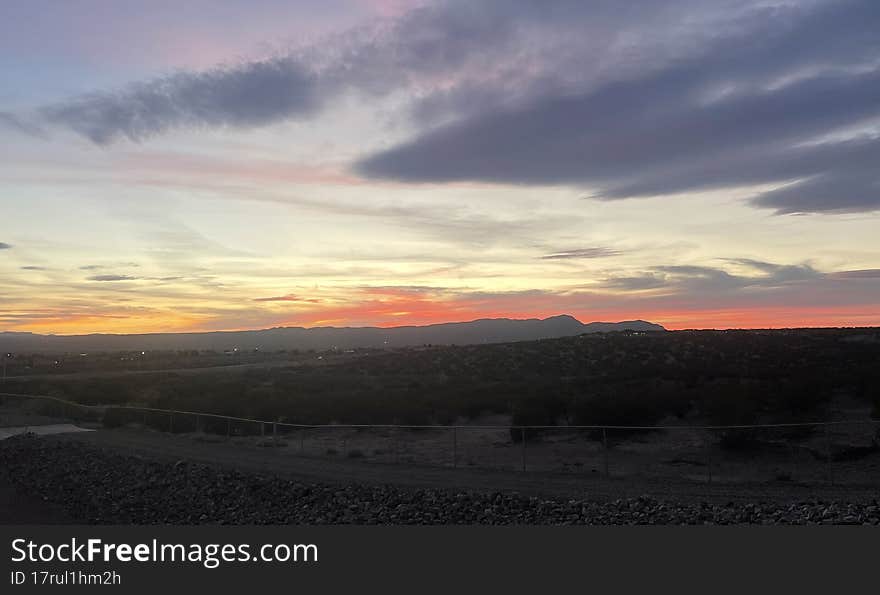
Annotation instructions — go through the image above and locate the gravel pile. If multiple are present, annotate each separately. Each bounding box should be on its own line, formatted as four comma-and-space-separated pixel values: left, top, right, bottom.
2, 435, 878, 525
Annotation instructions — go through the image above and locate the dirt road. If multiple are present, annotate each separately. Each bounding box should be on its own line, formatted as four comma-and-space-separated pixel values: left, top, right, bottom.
55, 428, 880, 504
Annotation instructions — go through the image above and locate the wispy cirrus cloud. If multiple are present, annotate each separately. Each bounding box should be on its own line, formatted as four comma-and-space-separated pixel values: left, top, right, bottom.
87, 274, 140, 282
0, 112, 46, 138
827, 269, 880, 280
80, 263, 140, 271
601, 259, 825, 296
253, 294, 323, 303
540, 247, 622, 260
274, 261, 880, 330
3, 251, 878, 332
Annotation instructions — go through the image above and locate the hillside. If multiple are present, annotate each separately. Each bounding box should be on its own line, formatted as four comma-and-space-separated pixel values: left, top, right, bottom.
0, 315, 665, 353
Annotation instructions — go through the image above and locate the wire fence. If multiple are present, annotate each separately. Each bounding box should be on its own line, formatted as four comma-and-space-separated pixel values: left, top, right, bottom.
2, 391, 879, 485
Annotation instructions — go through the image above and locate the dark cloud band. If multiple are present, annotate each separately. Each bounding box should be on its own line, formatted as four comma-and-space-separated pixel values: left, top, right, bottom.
355, 0, 880, 214
87, 274, 139, 282
19, 0, 880, 214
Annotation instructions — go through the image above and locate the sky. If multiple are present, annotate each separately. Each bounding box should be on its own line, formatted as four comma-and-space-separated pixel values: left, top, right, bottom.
1, 0, 879, 335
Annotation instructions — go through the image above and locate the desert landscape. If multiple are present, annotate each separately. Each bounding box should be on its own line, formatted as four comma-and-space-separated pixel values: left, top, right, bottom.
2, 326, 878, 524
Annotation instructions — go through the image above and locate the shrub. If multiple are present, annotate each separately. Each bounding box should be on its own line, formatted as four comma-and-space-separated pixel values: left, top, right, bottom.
570, 387, 673, 441
699, 380, 763, 450
509, 395, 563, 442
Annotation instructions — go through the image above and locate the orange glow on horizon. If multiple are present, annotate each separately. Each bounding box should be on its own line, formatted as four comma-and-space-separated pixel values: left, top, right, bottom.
3, 291, 878, 336
282, 302, 880, 333
4, 309, 878, 336
4, 312, 209, 336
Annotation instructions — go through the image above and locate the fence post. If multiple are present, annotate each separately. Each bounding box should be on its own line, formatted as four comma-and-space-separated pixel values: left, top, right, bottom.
168, 413, 173, 434
195, 414, 200, 433
227, 419, 231, 440
452, 427, 458, 468
521, 427, 526, 472
602, 428, 610, 477
300, 428, 305, 453
273, 422, 278, 445
825, 424, 834, 485
706, 436, 713, 484
261, 422, 265, 438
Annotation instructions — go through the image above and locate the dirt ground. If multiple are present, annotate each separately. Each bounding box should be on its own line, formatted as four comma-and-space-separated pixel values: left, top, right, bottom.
40, 425, 877, 506
173, 412, 880, 487
3, 399, 878, 505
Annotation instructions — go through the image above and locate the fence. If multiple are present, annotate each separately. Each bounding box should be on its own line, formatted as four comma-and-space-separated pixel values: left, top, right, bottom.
2, 392, 879, 486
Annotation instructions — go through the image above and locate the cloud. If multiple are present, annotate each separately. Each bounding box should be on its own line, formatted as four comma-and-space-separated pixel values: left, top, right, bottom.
20, 266, 46, 271
87, 274, 139, 282
274, 262, 880, 329
253, 294, 322, 303
4, 252, 878, 332
16, 0, 880, 213
750, 170, 880, 214
599, 259, 826, 296
355, 0, 880, 213
34, 0, 514, 144
827, 269, 880, 279
603, 275, 668, 291
80, 263, 140, 270
0, 242, 11, 250
42, 59, 321, 144
0, 112, 47, 138
726, 259, 822, 283
33, 0, 751, 144
540, 247, 622, 260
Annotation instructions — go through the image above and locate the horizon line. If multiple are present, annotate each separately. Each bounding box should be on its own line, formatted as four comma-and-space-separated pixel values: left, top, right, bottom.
0, 314, 641, 337
1, 314, 878, 338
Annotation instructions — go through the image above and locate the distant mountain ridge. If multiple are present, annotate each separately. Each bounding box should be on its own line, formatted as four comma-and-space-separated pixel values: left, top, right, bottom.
0, 315, 665, 353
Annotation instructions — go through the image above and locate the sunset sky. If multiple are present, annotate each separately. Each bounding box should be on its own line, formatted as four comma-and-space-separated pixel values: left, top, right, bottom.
1, 0, 879, 335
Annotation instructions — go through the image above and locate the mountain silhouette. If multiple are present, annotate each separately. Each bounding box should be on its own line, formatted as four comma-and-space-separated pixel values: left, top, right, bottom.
0, 315, 665, 352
